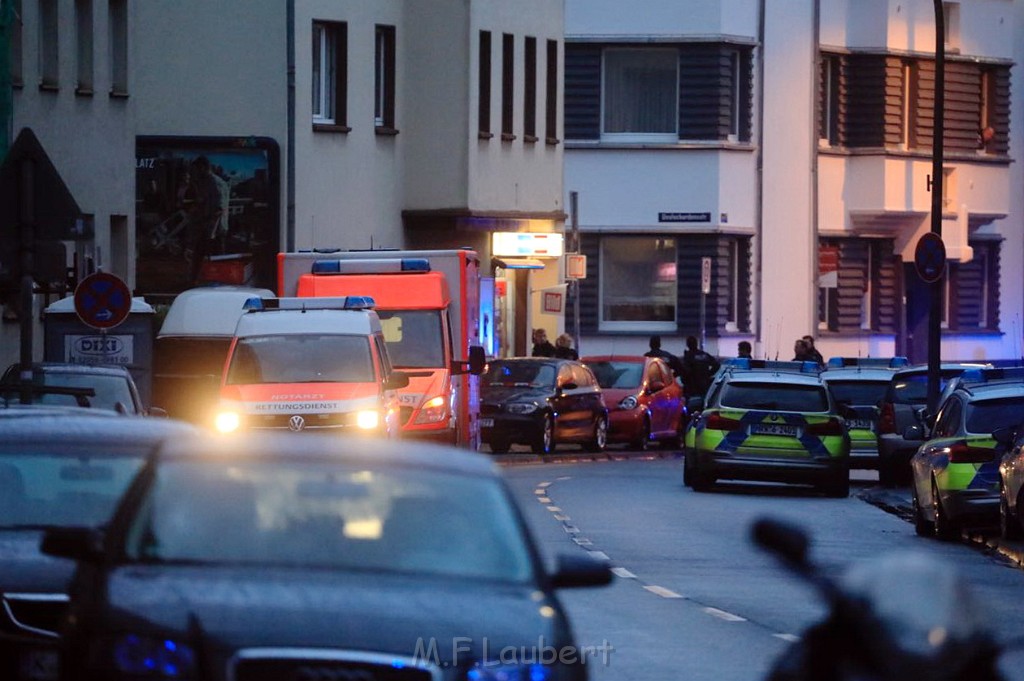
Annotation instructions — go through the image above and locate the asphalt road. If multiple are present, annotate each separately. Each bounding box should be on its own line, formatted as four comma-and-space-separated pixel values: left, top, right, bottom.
502, 455, 1024, 681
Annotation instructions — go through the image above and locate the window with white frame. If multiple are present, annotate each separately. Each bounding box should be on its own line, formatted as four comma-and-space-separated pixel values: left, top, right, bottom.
943, 2, 960, 52
600, 236, 677, 331
901, 61, 917, 149
312, 21, 346, 127
375, 24, 396, 129
728, 50, 742, 141
601, 48, 678, 142
819, 54, 840, 146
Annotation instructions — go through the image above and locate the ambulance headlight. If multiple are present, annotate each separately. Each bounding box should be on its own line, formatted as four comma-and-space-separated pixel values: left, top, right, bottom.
356, 409, 381, 430
214, 411, 241, 434
414, 395, 448, 425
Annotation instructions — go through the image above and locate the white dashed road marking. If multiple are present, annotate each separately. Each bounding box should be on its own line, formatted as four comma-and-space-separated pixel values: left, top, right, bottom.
538, 482, 552, 488
643, 585, 684, 599
537, 497, 551, 503
588, 550, 610, 561
703, 607, 747, 622
610, 567, 636, 579
546, 506, 561, 512
774, 633, 800, 642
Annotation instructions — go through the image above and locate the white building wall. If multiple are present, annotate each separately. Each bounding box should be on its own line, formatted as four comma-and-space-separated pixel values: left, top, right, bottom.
1005, 0, 1024, 361
566, 0, 758, 38
3, 0, 137, 369
761, 0, 817, 357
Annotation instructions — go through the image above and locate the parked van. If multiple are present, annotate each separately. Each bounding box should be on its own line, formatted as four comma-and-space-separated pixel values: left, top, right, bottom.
214, 296, 409, 436
153, 286, 274, 425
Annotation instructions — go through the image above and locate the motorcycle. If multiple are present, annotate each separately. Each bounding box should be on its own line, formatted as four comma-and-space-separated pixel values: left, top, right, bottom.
751, 517, 1007, 681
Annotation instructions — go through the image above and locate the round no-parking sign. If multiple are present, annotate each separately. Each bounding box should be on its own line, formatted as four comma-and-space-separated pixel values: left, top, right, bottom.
914, 232, 947, 284
74, 272, 132, 329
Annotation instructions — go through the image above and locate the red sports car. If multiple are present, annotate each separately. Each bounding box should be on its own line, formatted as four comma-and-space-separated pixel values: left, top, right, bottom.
582, 355, 686, 450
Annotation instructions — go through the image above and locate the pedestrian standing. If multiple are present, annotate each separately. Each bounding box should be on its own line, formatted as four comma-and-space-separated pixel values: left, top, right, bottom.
681, 336, 720, 399
554, 333, 578, 360
531, 328, 556, 357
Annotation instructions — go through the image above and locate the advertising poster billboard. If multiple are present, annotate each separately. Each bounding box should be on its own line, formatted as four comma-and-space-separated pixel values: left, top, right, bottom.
135, 136, 280, 295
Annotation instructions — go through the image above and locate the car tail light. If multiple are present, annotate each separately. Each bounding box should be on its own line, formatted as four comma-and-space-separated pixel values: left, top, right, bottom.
947, 442, 996, 464
877, 402, 896, 434
706, 413, 742, 431
806, 418, 845, 436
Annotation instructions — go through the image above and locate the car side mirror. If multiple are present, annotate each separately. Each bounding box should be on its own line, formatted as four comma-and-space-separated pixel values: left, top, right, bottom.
903, 425, 925, 441
993, 425, 1019, 446
40, 527, 104, 563
468, 346, 486, 376
686, 396, 704, 413
549, 553, 613, 589
647, 381, 666, 394
385, 371, 410, 390
146, 406, 169, 418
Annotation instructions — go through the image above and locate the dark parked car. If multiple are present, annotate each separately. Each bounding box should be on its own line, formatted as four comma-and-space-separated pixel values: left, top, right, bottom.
479, 358, 609, 454
876, 362, 989, 486
583, 355, 685, 450
0, 413, 195, 681
43, 433, 611, 681
0, 363, 164, 416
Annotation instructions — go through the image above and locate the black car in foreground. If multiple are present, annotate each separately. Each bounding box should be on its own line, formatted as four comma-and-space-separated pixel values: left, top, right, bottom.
0, 412, 195, 681
480, 358, 608, 454
0, 363, 165, 417
44, 433, 612, 681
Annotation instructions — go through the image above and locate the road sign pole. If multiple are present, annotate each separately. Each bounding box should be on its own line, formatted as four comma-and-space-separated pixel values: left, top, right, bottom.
569, 191, 580, 354
927, 0, 945, 415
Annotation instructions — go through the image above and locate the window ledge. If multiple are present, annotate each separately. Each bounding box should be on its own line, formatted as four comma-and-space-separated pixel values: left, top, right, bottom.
375, 126, 400, 136
38, 82, 59, 93
109, 90, 130, 99
478, 131, 494, 140
314, 123, 352, 134
501, 133, 517, 142
820, 146, 1012, 164
565, 139, 755, 152
545, 137, 561, 146
523, 134, 538, 144
75, 87, 94, 97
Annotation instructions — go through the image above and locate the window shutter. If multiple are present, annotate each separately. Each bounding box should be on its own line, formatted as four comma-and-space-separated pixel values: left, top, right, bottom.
576, 234, 600, 333
836, 240, 868, 331
874, 241, 899, 333
678, 45, 721, 140
846, 55, 887, 147
564, 45, 601, 140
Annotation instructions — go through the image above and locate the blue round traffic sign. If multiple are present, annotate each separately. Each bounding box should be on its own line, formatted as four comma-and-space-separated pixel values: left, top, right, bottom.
74, 272, 132, 329
914, 232, 946, 284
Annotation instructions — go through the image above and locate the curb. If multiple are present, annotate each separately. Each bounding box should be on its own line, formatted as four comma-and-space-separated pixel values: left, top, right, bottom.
491, 448, 683, 467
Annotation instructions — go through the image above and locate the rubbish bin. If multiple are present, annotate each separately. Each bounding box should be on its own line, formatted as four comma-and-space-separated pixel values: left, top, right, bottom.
42, 296, 157, 407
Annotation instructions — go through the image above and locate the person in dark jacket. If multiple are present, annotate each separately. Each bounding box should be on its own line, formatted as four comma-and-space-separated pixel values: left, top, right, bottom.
681, 336, 720, 399
644, 335, 684, 378
802, 335, 824, 366
737, 340, 753, 359
531, 328, 556, 357
553, 333, 578, 360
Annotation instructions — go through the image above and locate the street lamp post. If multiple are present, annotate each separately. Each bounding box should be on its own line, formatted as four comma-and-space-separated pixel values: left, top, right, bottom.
927, 0, 945, 415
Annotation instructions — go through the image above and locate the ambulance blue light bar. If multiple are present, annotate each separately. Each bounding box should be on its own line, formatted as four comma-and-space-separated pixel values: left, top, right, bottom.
826, 357, 909, 369
726, 358, 820, 373
243, 296, 376, 311
959, 366, 1024, 384
310, 258, 431, 274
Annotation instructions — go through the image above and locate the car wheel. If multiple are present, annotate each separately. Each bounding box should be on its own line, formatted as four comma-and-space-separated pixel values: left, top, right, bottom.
912, 485, 934, 537
1000, 484, 1022, 540
932, 479, 958, 541
586, 415, 608, 453
532, 414, 555, 455
631, 417, 651, 451
488, 438, 510, 454
690, 465, 714, 492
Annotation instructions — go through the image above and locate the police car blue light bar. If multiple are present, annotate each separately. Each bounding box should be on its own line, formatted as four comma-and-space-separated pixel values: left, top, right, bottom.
826, 357, 909, 369
310, 258, 431, 275
726, 358, 820, 373
959, 366, 1024, 384
243, 296, 376, 312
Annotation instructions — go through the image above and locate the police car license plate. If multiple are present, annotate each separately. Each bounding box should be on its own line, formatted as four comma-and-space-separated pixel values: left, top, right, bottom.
751, 423, 798, 437
849, 419, 873, 431
479, 418, 494, 428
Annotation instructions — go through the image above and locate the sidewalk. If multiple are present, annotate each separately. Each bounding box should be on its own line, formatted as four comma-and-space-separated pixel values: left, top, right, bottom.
490, 446, 681, 467
858, 485, 1024, 568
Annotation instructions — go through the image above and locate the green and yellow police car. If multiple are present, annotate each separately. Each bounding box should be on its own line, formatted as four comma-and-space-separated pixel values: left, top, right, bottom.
909, 367, 1024, 539
683, 359, 852, 497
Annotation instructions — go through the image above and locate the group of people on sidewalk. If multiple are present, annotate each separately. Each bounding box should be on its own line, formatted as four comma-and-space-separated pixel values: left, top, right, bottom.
529, 328, 824, 398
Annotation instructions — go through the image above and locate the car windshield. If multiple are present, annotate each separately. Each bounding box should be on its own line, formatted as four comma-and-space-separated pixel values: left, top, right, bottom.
825, 380, 890, 407
124, 460, 535, 583
483, 362, 556, 389
226, 335, 375, 384
965, 396, 1024, 434
0, 446, 149, 529
721, 382, 829, 412
376, 310, 446, 369
588, 361, 644, 389
1, 373, 137, 414
890, 370, 967, 404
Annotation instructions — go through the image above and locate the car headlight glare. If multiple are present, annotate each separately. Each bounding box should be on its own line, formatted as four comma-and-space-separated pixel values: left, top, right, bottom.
356, 409, 381, 430
618, 395, 639, 410
414, 395, 449, 425
214, 411, 241, 434
467, 663, 552, 681
113, 634, 196, 678
506, 403, 538, 415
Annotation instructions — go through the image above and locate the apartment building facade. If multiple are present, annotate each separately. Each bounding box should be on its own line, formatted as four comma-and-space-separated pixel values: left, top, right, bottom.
564, 0, 1022, 363
3, 0, 566, 367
